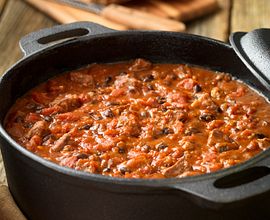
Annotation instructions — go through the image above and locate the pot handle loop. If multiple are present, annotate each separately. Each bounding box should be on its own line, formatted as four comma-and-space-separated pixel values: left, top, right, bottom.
171, 152, 270, 206
19, 22, 115, 56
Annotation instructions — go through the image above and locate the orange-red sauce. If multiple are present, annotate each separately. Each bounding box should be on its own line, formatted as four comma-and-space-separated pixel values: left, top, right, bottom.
5, 59, 270, 178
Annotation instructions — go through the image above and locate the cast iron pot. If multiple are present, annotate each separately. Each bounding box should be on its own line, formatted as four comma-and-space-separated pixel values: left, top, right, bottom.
0, 22, 270, 220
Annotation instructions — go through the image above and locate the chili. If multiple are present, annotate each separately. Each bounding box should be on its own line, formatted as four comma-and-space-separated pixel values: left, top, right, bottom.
5, 59, 270, 178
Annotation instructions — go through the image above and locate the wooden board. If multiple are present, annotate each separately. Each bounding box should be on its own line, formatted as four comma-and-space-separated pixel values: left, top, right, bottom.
186, 0, 230, 41
231, 0, 270, 32
0, 0, 56, 75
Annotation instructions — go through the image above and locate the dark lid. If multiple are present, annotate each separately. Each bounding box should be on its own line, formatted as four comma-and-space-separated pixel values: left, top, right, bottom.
230, 29, 270, 89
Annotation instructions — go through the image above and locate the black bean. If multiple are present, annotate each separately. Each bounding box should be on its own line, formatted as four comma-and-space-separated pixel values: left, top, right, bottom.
140, 111, 148, 117
255, 133, 267, 139
89, 112, 103, 120
171, 74, 178, 80
218, 146, 230, 153
118, 147, 125, 154
143, 74, 154, 82
36, 105, 43, 111
104, 76, 112, 85
161, 107, 168, 112
105, 101, 120, 106
120, 71, 128, 76
157, 97, 166, 104
147, 84, 154, 90
26, 102, 37, 110
142, 145, 151, 153
128, 86, 137, 93
42, 134, 54, 142
44, 116, 53, 122
76, 153, 89, 159
156, 143, 168, 150
95, 83, 101, 88
162, 127, 173, 135
119, 166, 129, 174
24, 123, 33, 128
217, 107, 223, 113
34, 105, 43, 114
80, 124, 91, 130
185, 127, 200, 136
179, 116, 187, 123
14, 116, 24, 123
177, 112, 187, 122
199, 113, 215, 122
193, 84, 202, 93
103, 167, 111, 172
102, 109, 114, 118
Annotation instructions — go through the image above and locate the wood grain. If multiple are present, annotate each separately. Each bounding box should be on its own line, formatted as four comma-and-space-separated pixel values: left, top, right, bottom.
0, 0, 55, 75
231, 0, 270, 32
186, 0, 230, 41
0, 185, 26, 220
101, 4, 185, 31
0, 154, 6, 185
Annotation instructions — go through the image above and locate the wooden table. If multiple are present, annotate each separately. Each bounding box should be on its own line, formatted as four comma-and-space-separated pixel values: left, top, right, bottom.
0, 0, 269, 186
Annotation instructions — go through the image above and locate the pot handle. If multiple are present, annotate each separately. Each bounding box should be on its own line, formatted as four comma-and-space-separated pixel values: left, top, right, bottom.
19, 22, 115, 56
170, 152, 270, 206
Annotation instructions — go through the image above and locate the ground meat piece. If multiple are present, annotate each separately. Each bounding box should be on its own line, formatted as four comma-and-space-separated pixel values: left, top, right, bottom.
210, 87, 224, 100
26, 121, 48, 139
184, 127, 200, 136
199, 111, 216, 122
52, 133, 71, 152
207, 129, 239, 152
114, 74, 142, 91
179, 137, 197, 150
173, 65, 193, 78
191, 93, 218, 111
129, 58, 152, 72
59, 155, 78, 168
177, 78, 197, 90
166, 92, 189, 108
46, 80, 65, 93
247, 138, 270, 151
70, 70, 94, 87
162, 156, 190, 177
50, 94, 82, 113
7, 123, 25, 138
117, 113, 141, 137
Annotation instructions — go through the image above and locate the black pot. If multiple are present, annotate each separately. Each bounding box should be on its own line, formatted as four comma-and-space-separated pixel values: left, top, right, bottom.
0, 22, 269, 220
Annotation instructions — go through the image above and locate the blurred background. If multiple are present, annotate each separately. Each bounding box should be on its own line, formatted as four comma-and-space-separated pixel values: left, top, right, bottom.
0, 0, 269, 77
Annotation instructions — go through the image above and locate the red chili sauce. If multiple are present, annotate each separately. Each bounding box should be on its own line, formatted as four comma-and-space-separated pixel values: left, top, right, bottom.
5, 59, 270, 178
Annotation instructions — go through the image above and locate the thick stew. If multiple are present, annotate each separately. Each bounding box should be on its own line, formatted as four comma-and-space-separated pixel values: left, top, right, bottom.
5, 59, 270, 178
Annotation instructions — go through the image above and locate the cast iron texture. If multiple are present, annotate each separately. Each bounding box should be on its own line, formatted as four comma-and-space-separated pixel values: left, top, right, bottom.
0, 22, 269, 220
230, 28, 270, 89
